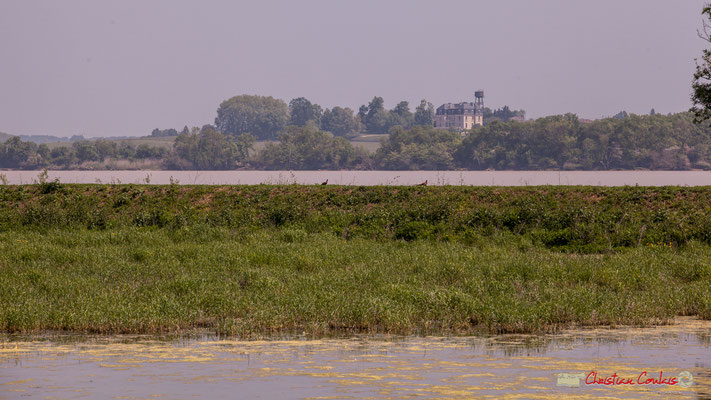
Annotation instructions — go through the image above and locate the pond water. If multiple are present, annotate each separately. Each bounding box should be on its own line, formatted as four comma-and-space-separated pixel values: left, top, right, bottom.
2, 318, 710, 399
3, 170, 711, 186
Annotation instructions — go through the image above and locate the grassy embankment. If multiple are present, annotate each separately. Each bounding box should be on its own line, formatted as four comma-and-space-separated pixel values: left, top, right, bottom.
1, 183, 711, 336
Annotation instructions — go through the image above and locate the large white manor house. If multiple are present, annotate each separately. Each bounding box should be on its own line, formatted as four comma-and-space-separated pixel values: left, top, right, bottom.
433, 90, 485, 131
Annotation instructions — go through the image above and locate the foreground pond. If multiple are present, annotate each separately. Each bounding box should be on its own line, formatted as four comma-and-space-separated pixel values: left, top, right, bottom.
5, 170, 711, 186
2, 318, 710, 399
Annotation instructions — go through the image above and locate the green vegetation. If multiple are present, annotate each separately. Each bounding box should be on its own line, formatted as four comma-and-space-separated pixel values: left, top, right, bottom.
1, 184, 711, 336
321, 106, 362, 138
456, 112, 711, 170
5, 111, 711, 171
692, 5, 711, 123
0, 136, 168, 169
150, 128, 179, 138
3, 92, 711, 171
374, 126, 461, 170
215, 95, 290, 140
289, 97, 324, 127
482, 105, 526, 124
166, 126, 254, 170
359, 96, 422, 134
254, 125, 370, 170
373, 112, 711, 170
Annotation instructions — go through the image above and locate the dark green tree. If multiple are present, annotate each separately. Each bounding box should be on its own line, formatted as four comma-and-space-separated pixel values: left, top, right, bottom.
613, 111, 629, 119
135, 144, 166, 159
168, 131, 199, 169
256, 125, 368, 170
482, 106, 525, 124
493, 106, 514, 120
414, 99, 435, 126
151, 128, 178, 137
374, 125, 461, 170
289, 97, 323, 126
361, 96, 391, 133
193, 125, 240, 169
235, 133, 256, 160
170, 125, 242, 169
37, 144, 50, 162
692, 5, 711, 122
357, 105, 368, 121
94, 139, 118, 161
215, 95, 289, 140
73, 141, 99, 162
391, 101, 414, 128
1, 136, 40, 168
321, 106, 362, 137
49, 146, 76, 167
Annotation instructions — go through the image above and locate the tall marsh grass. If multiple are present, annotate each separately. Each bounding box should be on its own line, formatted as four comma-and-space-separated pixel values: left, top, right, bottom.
1, 184, 710, 335
1, 227, 710, 335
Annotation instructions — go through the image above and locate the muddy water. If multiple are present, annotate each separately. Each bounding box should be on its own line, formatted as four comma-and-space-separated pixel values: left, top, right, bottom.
5, 170, 711, 186
1, 318, 710, 399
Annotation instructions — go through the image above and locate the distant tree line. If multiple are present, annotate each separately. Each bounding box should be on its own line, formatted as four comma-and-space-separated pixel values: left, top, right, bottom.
375, 112, 711, 170
189, 110, 711, 171
4, 111, 711, 171
3, 92, 709, 171
213, 94, 523, 139
0, 137, 167, 169
151, 128, 179, 137
482, 106, 526, 124
453, 112, 710, 170
214, 94, 443, 140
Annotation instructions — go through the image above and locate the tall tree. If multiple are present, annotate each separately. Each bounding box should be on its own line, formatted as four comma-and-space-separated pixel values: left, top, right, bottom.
321, 106, 362, 137
288, 97, 323, 127
692, 5, 711, 122
361, 96, 390, 133
357, 105, 368, 121
414, 99, 435, 126
366, 97, 385, 117
215, 95, 289, 140
391, 101, 414, 128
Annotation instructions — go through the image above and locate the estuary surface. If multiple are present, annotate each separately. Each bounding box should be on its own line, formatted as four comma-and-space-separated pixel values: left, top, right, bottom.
2, 318, 710, 399
4, 170, 711, 186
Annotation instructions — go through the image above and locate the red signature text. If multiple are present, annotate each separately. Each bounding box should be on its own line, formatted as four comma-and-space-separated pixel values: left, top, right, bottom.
585, 371, 679, 386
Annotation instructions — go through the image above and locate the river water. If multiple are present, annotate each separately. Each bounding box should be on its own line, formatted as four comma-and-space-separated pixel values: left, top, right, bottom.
3, 170, 711, 186
2, 318, 710, 399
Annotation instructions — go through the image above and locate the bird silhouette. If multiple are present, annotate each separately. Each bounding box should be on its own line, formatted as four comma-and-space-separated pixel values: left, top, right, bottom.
321, 179, 328, 185
417, 180, 428, 186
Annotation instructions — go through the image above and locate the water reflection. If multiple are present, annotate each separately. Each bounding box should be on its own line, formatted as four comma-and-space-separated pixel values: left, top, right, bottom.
1, 317, 710, 399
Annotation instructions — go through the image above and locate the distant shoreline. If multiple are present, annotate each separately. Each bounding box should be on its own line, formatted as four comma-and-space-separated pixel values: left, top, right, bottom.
3, 169, 711, 186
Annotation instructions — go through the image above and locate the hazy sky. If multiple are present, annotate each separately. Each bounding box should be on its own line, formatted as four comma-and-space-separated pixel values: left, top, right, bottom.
0, 0, 708, 137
